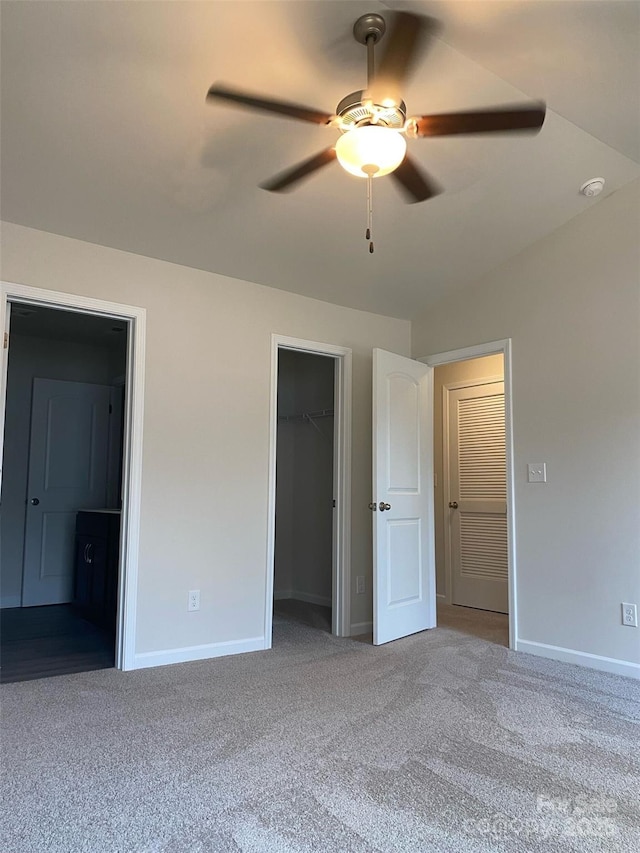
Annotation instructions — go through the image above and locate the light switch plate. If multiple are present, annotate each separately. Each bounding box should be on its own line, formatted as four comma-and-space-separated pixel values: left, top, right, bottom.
527, 463, 547, 483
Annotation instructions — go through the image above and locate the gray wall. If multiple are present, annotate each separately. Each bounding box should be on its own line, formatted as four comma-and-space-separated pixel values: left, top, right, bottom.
413, 178, 640, 670
0, 334, 119, 607
275, 350, 335, 607
1, 221, 411, 654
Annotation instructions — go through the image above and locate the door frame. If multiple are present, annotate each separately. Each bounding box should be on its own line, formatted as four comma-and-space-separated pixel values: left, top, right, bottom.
419, 339, 517, 649
0, 281, 146, 671
265, 334, 352, 642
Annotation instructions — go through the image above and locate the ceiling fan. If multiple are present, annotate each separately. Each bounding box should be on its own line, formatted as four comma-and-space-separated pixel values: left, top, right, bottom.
207, 11, 545, 251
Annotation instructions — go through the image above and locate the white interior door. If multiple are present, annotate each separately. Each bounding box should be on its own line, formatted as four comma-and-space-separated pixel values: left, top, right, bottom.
22, 378, 113, 606
447, 381, 508, 612
372, 349, 435, 645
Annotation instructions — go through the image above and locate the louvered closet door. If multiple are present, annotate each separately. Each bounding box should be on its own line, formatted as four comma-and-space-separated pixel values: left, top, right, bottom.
448, 382, 507, 613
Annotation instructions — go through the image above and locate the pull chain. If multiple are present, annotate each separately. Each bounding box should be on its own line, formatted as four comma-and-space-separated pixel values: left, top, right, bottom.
366, 173, 374, 253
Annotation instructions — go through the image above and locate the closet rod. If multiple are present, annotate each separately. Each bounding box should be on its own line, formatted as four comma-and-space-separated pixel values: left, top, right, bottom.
278, 408, 334, 422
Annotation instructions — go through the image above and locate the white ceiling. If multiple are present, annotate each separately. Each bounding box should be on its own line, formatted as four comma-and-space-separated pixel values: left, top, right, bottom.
1, 1, 638, 320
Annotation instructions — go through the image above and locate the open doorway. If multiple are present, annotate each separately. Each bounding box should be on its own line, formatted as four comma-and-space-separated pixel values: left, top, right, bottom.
0, 304, 128, 681
432, 352, 509, 647
265, 336, 352, 646
0, 282, 145, 678
273, 350, 335, 635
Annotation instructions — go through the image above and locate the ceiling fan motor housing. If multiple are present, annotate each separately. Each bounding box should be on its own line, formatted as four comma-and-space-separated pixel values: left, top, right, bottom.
352, 13, 386, 45
336, 90, 407, 131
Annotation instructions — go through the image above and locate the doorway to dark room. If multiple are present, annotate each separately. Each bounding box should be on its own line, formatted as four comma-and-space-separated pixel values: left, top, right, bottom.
0, 304, 128, 682
273, 349, 337, 637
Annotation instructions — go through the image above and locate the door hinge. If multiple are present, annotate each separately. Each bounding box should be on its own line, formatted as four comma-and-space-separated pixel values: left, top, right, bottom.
3, 332, 8, 349
109, 404, 113, 414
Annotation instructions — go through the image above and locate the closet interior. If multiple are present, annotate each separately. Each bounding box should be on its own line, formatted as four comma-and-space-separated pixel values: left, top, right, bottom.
273, 349, 335, 634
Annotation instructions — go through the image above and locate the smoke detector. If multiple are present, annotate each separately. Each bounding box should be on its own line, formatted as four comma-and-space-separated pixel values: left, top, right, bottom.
580, 178, 605, 197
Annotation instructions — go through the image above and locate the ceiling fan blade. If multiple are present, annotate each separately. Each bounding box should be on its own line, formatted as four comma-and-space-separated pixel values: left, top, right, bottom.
390, 155, 442, 204
261, 147, 337, 193
207, 84, 333, 125
366, 13, 437, 106
414, 103, 546, 137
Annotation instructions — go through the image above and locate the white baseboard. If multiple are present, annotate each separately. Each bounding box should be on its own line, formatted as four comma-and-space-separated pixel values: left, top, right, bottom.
274, 589, 331, 607
133, 636, 266, 670
350, 621, 373, 636
274, 589, 292, 601
1, 595, 21, 609
292, 590, 331, 607
516, 639, 640, 680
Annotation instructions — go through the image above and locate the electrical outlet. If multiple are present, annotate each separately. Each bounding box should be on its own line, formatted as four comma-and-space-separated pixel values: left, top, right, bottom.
356, 575, 365, 595
621, 602, 638, 627
188, 589, 200, 612
527, 463, 547, 483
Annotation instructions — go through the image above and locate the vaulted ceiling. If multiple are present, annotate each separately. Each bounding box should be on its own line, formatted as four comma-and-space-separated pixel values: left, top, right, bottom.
1, 1, 638, 319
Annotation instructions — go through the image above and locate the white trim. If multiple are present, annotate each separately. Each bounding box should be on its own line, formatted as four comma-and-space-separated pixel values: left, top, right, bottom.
423, 340, 510, 367
350, 621, 373, 636
419, 339, 517, 650
134, 636, 266, 670
516, 639, 640, 680
265, 335, 352, 645
273, 590, 332, 607
0, 282, 145, 672
292, 590, 332, 607
333, 343, 352, 638
273, 590, 292, 601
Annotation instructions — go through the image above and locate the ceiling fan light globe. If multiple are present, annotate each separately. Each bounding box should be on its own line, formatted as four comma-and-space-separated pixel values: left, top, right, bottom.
336, 126, 407, 178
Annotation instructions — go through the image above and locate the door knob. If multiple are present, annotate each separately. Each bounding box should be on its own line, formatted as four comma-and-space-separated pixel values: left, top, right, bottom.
368, 502, 377, 511
30, 497, 40, 506
449, 501, 458, 509
379, 502, 391, 511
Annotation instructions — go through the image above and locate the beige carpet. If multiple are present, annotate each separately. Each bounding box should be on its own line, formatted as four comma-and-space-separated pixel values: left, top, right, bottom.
1, 605, 638, 852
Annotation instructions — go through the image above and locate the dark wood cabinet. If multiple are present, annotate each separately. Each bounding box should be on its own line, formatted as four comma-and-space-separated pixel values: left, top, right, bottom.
73, 511, 120, 632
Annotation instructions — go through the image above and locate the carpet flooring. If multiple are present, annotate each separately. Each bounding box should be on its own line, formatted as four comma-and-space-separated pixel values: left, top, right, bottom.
1, 605, 638, 852
273, 599, 332, 633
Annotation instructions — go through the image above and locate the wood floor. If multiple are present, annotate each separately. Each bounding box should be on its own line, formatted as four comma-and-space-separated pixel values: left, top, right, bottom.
0, 604, 115, 683
436, 602, 509, 647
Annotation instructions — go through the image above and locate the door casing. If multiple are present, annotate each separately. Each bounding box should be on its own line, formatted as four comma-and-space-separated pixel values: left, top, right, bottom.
419, 339, 516, 650
265, 335, 352, 641
0, 281, 146, 670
